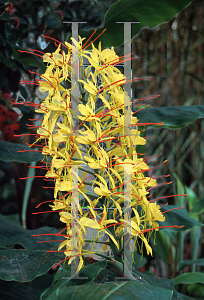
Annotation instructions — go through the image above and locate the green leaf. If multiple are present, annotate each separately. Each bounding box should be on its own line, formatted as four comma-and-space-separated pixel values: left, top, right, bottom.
0, 250, 63, 282
185, 186, 200, 211
150, 230, 170, 265
0, 214, 62, 251
174, 272, 204, 285
187, 283, 204, 298
0, 273, 55, 300
41, 275, 174, 300
135, 106, 204, 129
67, 0, 193, 50
0, 140, 43, 163
132, 251, 147, 269
190, 226, 201, 273
159, 205, 202, 231
178, 258, 204, 270
173, 173, 185, 206
176, 292, 196, 300
133, 270, 177, 300
41, 261, 108, 300
190, 197, 204, 214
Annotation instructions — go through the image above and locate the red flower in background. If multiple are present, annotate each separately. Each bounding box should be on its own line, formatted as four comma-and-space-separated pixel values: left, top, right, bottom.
5, 2, 14, 15
12, 17, 20, 29
56, 10, 63, 21
0, 94, 20, 141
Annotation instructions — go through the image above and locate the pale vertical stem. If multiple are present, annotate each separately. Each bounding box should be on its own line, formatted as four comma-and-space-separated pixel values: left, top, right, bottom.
116, 165, 132, 279
124, 22, 132, 137
71, 22, 80, 136
70, 165, 87, 279
70, 23, 80, 277
65, 21, 88, 279
71, 165, 79, 276
123, 165, 132, 276
115, 21, 140, 278
22, 161, 36, 229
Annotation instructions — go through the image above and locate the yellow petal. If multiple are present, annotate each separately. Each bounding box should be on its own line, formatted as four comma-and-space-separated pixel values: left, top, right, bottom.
104, 230, 119, 250
80, 217, 101, 229
142, 236, 152, 256
78, 79, 97, 94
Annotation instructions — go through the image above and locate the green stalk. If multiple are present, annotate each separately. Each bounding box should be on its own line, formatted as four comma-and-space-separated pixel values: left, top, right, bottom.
95, 105, 105, 115
84, 239, 110, 245
78, 166, 96, 176
108, 225, 123, 264
107, 259, 136, 280
83, 181, 97, 187
94, 252, 112, 261
115, 204, 131, 221
22, 161, 36, 229
173, 173, 185, 274
190, 226, 201, 272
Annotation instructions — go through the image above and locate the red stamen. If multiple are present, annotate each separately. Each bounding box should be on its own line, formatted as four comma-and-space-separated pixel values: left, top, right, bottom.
162, 206, 183, 214
74, 115, 90, 133
38, 240, 64, 243
131, 105, 149, 115
108, 152, 145, 166
98, 212, 104, 224
32, 233, 69, 237
43, 186, 54, 189
29, 70, 56, 90
18, 50, 45, 60
20, 81, 40, 86
18, 150, 42, 153
95, 77, 152, 94
30, 48, 58, 67
81, 29, 97, 50
143, 159, 167, 172
153, 174, 170, 180
149, 194, 187, 203
47, 250, 77, 252
146, 181, 172, 192
14, 134, 43, 137
82, 28, 107, 51
20, 176, 46, 179
103, 222, 123, 229
52, 253, 81, 269
96, 77, 128, 94
58, 225, 72, 235
111, 191, 142, 202
137, 122, 164, 126
132, 95, 160, 105
98, 53, 134, 71
36, 200, 68, 209
97, 135, 128, 144
139, 225, 184, 234
60, 192, 71, 200
42, 35, 69, 50
32, 210, 66, 214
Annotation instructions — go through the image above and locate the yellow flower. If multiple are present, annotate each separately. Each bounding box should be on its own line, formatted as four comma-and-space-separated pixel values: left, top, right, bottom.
21, 33, 172, 274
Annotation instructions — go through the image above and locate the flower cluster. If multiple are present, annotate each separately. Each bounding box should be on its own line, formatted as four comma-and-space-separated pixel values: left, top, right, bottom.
19, 33, 182, 273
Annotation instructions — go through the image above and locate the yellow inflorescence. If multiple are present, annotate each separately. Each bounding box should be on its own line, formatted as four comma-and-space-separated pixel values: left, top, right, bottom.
34, 35, 165, 272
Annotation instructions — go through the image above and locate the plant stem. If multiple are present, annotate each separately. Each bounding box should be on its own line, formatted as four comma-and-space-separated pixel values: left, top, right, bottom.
78, 166, 96, 176
22, 161, 36, 229
107, 259, 136, 280
84, 239, 110, 245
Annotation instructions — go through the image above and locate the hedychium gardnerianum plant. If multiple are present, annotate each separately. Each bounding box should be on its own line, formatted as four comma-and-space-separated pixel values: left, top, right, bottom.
18, 31, 184, 278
